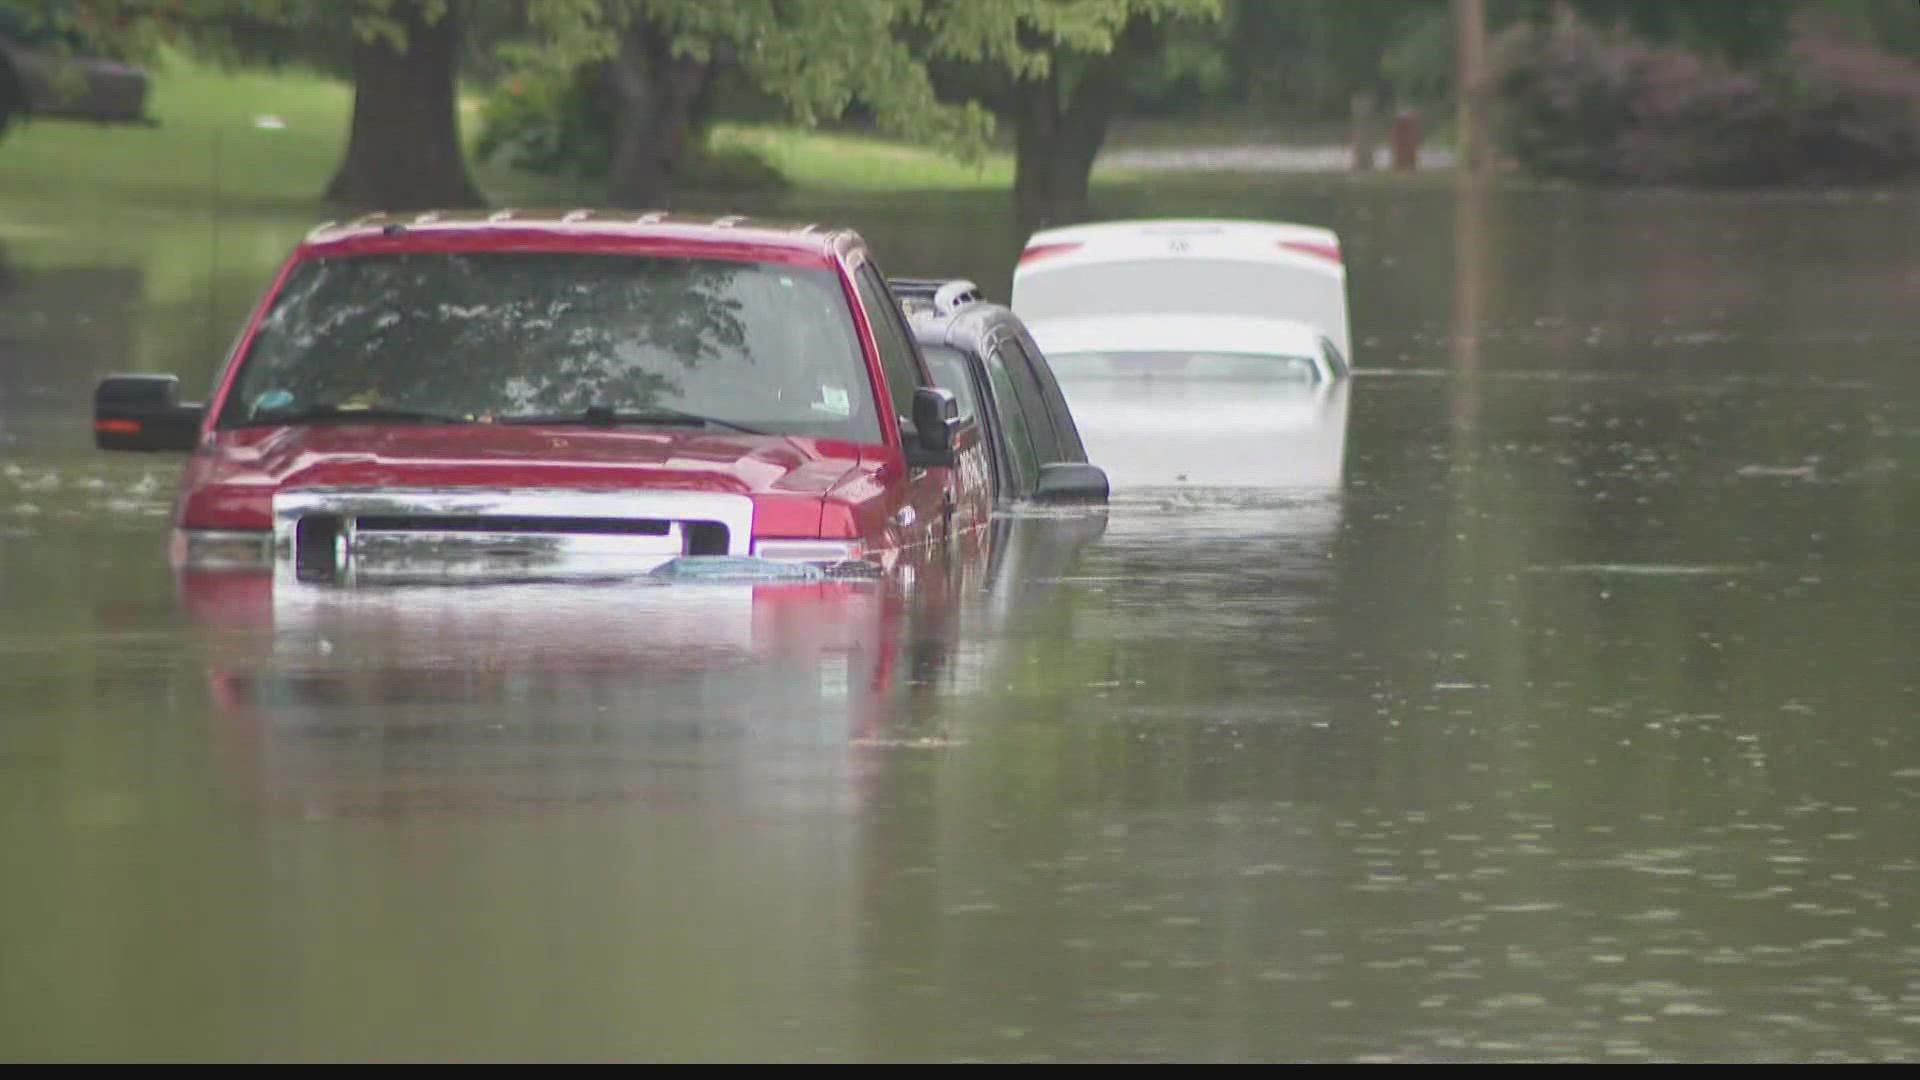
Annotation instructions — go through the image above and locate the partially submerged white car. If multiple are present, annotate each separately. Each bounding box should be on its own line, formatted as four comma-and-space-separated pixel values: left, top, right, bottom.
1011, 217, 1352, 363
1009, 218, 1355, 490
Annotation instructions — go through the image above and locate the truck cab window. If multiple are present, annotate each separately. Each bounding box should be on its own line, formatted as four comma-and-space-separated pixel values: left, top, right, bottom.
853, 262, 926, 427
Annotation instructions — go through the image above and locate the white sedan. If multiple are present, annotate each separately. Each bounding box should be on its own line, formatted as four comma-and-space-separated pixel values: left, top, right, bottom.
1009, 218, 1355, 491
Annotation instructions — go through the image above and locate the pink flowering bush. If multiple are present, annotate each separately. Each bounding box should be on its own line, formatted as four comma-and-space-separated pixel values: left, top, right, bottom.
1490, 16, 1920, 186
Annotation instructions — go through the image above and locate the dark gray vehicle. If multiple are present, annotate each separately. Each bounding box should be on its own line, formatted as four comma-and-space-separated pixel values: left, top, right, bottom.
890, 277, 1109, 509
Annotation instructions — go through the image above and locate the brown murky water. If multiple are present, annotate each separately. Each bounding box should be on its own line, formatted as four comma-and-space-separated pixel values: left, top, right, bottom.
2, 177, 1917, 1061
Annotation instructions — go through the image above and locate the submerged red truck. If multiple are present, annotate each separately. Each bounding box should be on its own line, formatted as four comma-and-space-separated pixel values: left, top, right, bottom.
93, 211, 1023, 583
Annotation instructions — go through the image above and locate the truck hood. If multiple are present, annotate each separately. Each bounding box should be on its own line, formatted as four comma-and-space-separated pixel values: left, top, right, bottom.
196, 423, 867, 496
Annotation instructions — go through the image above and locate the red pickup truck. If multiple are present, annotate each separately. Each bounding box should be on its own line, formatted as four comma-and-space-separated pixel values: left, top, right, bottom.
94, 211, 1013, 583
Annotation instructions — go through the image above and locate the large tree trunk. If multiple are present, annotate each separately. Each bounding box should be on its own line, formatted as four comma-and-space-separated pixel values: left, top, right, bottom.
1009, 20, 1148, 235
324, 1, 482, 210
604, 20, 716, 209
1011, 76, 1067, 237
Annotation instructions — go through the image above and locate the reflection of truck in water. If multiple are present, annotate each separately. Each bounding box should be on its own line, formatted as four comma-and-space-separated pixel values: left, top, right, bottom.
0, 8, 152, 138
183, 512, 1107, 820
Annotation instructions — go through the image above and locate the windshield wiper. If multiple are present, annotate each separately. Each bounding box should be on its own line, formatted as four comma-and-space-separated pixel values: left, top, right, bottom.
499, 405, 767, 435
239, 403, 475, 427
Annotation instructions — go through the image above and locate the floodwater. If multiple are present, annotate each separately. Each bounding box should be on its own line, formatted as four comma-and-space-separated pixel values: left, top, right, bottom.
2, 176, 1918, 1062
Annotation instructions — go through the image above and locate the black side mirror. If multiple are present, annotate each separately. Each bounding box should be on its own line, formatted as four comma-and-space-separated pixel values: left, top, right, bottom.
903, 386, 961, 469
94, 375, 204, 452
1033, 462, 1109, 505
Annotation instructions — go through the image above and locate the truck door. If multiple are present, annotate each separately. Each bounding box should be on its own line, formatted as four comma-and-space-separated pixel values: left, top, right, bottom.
850, 259, 954, 552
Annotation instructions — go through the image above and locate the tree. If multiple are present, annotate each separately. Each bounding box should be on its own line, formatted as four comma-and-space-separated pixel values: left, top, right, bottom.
323, 0, 482, 208
915, 0, 1224, 235
520, 0, 993, 209
1210, 0, 1447, 121
4, 0, 486, 208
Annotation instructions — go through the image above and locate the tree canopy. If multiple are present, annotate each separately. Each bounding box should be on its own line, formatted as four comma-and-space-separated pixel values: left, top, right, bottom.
7, 0, 1919, 212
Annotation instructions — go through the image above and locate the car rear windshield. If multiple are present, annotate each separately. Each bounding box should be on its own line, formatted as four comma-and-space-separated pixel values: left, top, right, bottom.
1016, 257, 1339, 329
218, 250, 882, 442
1047, 351, 1321, 382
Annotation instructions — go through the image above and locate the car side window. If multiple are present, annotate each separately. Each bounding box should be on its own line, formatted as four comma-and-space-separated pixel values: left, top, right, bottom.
1008, 331, 1085, 462
1321, 338, 1349, 379
994, 336, 1061, 464
852, 261, 925, 426
918, 343, 979, 423
984, 343, 1039, 494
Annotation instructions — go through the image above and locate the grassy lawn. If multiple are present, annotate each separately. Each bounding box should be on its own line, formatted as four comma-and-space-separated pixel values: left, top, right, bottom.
0, 54, 1435, 311
0, 51, 1457, 243
0, 56, 355, 220
0, 53, 1038, 228
707, 123, 1014, 192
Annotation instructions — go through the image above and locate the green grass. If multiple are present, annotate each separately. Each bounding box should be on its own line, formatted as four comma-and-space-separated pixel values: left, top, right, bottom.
707, 123, 1014, 192
7, 51, 1287, 221
0, 54, 1433, 301
1, 54, 354, 219
0, 52, 1038, 227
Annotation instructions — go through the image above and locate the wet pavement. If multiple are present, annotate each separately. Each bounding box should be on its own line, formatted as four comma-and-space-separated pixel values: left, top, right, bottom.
1, 179, 1917, 1061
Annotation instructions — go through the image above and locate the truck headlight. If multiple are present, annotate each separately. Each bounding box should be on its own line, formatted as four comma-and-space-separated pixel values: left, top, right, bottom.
750, 539, 865, 564
170, 528, 272, 569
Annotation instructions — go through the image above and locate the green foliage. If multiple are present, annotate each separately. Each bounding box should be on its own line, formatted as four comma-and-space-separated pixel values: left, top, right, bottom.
1517, 0, 1801, 66
1165, 0, 1393, 121
516, 0, 994, 159
1381, 4, 1457, 110
472, 61, 788, 193
25, 0, 1920, 204
473, 61, 611, 179
0, 1, 444, 76
0, 0, 179, 63
473, 0, 1224, 209
915, 0, 1222, 80
1075, 8, 1232, 116
1801, 0, 1920, 57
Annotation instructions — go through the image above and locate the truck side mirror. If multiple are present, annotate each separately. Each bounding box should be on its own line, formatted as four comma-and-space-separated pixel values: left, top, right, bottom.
903, 386, 961, 469
94, 375, 204, 452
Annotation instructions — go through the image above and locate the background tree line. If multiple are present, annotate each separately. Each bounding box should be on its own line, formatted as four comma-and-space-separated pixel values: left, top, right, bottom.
5, 0, 1918, 229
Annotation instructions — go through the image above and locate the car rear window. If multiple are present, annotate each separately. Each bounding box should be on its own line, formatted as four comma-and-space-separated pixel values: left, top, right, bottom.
218, 250, 883, 443
1048, 351, 1320, 383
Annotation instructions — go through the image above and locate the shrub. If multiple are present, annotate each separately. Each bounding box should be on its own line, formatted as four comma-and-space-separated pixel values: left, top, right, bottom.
1780, 30, 1920, 184
472, 65, 789, 195
680, 142, 789, 193
1489, 15, 1920, 187
473, 64, 616, 181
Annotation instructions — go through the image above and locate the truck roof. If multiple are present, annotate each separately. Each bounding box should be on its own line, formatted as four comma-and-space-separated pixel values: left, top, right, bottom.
298, 209, 862, 262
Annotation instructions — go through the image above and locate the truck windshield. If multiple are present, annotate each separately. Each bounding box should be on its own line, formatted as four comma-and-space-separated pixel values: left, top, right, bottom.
218, 250, 882, 443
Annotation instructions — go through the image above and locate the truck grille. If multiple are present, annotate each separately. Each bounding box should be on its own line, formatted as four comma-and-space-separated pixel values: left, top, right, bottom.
270, 488, 755, 583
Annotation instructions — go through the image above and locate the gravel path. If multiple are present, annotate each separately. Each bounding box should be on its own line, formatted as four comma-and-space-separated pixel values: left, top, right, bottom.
1097, 143, 1456, 173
